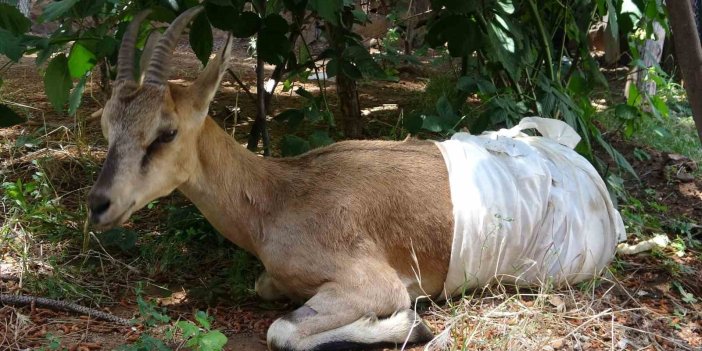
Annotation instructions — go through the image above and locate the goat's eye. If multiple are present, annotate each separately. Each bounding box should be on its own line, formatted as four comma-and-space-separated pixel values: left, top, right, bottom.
157, 129, 178, 143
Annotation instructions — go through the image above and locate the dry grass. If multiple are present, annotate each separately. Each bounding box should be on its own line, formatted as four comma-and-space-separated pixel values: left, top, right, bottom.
420, 272, 700, 351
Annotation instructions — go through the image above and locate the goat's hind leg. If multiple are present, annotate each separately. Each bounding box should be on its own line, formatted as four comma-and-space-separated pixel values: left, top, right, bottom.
255, 271, 288, 301
267, 284, 433, 351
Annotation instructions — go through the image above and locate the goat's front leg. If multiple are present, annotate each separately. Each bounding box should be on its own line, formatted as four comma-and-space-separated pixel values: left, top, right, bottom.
266, 275, 433, 350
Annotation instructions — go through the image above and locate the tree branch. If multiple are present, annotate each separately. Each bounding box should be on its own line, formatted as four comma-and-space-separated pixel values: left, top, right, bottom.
1, 293, 132, 325
227, 68, 257, 104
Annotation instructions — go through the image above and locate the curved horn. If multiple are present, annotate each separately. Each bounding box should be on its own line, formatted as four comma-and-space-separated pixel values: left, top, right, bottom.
116, 10, 152, 83
143, 6, 204, 85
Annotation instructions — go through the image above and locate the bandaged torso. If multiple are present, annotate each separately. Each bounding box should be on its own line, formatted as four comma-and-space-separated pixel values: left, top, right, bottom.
434, 117, 626, 297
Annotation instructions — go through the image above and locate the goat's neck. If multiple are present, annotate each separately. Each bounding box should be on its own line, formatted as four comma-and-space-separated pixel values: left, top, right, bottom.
178, 117, 278, 255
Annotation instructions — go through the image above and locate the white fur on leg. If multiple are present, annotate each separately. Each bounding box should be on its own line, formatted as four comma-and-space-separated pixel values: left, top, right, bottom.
268, 318, 299, 350
267, 309, 432, 351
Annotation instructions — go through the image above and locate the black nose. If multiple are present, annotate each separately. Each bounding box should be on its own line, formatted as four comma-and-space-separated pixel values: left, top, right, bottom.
88, 192, 111, 222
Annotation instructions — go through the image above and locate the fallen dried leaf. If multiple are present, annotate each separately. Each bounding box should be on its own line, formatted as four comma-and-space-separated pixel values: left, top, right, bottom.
550, 338, 564, 349
549, 295, 566, 313
80, 342, 102, 350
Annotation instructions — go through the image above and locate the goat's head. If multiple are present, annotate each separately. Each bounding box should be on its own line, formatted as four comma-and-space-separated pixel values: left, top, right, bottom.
88, 6, 231, 228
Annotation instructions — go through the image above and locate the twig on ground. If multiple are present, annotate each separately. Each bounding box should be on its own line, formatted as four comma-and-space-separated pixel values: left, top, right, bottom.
227, 68, 256, 104
0, 294, 132, 325
0, 274, 19, 282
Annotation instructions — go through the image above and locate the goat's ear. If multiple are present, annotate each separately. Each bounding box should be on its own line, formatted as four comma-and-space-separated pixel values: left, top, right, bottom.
89, 108, 109, 140
139, 30, 162, 83
91, 108, 104, 120
188, 34, 233, 117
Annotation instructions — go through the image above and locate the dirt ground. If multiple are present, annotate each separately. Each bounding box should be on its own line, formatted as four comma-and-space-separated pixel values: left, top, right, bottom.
1, 39, 701, 351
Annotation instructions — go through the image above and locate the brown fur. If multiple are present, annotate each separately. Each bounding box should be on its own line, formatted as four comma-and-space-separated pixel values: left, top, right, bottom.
179, 118, 453, 300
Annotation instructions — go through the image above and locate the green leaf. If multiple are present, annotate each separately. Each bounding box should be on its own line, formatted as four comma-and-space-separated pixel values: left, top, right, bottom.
404, 112, 423, 134
194, 310, 211, 330
649, 95, 669, 119
266, 0, 285, 14
175, 320, 200, 339
280, 135, 310, 156
674, 281, 698, 304
457, 75, 496, 95
190, 13, 213, 66
351, 9, 368, 23
67, 43, 96, 78
0, 4, 31, 34
456, 76, 477, 93
115, 334, 170, 351
257, 30, 290, 65
0, 104, 26, 127
614, 103, 638, 121
487, 16, 518, 80
231, 11, 261, 38
263, 14, 289, 34
495, 0, 515, 14
436, 95, 455, 121
651, 126, 671, 138
44, 54, 73, 113
340, 60, 362, 80
68, 77, 86, 116
470, 112, 492, 134
325, 58, 339, 78
567, 71, 588, 95
426, 15, 480, 57
284, 0, 308, 12
74, 0, 108, 18
275, 108, 305, 131
594, 130, 637, 178
0, 28, 25, 61
321, 110, 335, 126
95, 36, 118, 57
421, 115, 443, 132
308, 0, 343, 25
303, 105, 322, 123
343, 45, 386, 79
199, 330, 228, 351
626, 81, 641, 105
97, 227, 137, 252
620, 0, 641, 33
309, 130, 334, 148
40, 0, 81, 22
489, 14, 515, 53
295, 87, 315, 100
605, 0, 618, 44
205, 3, 240, 31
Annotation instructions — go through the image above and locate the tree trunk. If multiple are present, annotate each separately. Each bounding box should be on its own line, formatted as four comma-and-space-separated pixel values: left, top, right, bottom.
247, 0, 271, 155
625, 21, 665, 98
328, 12, 364, 139
246, 54, 271, 155
667, 0, 702, 142
604, 14, 621, 66
336, 72, 363, 138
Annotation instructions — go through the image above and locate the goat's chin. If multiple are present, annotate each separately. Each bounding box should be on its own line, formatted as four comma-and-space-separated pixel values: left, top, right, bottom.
93, 202, 136, 231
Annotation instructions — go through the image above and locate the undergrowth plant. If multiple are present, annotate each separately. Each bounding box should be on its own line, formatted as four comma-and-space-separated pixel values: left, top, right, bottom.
119, 285, 228, 351
399, 0, 668, 181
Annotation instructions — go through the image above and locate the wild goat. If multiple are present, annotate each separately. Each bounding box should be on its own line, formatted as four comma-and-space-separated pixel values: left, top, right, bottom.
88, 7, 625, 350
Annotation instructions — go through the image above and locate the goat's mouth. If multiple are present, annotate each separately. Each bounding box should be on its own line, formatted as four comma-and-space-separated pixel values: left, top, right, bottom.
91, 201, 136, 230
